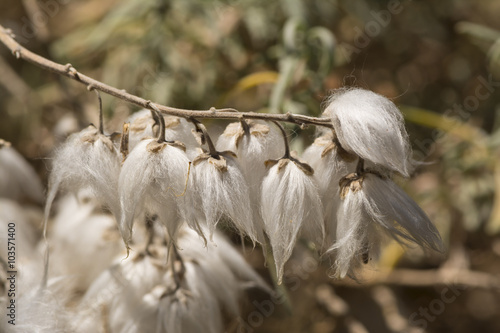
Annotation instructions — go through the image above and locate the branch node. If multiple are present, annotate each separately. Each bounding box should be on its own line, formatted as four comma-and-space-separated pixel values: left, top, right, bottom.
64, 63, 79, 78
13, 48, 21, 59
147, 101, 166, 143
272, 121, 291, 159
86, 84, 95, 91
209, 107, 216, 114
1, 28, 13, 36
239, 116, 250, 135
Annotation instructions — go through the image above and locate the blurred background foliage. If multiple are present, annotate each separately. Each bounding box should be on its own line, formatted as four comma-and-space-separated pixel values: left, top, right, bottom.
2, 0, 500, 332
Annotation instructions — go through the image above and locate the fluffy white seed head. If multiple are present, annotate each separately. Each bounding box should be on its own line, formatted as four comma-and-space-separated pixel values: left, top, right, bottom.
302, 132, 357, 246
329, 173, 444, 278
217, 120, 284, 182
74, 225, 264, 333
127, 109, 200, 156
2, 280, 71, 333
362, 175, 444, 252
261, 158, 324, 283
323, 88, 414, 177
118, 138, 197, 245
176, 227, 271, 295
164, 117, 202, 156
217, 120, 284, 243
48, 195, 123, 291
46, 125, 121, 219
159, 262, 225, 333
191, 152, 256, 242
0, 141, 44, 204
127, 109, 156, 152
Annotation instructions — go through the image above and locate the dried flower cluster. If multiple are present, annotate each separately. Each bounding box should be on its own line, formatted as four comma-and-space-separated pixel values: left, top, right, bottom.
47, 88, 443, 279
0, 87, 444, 333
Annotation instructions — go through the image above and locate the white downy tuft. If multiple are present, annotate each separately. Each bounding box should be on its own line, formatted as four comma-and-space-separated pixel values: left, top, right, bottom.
127, 109, 157, 152
261, 158, 324, 283
362, 175, 444, 252
323, 88, 414, 177
118, 138, 197, 246
74, 225, 265, 333
217, 120, 284, 243
191, 151, 257, 242
330, 173, 444, 278
302, 132, 356, 246
2, 279, 71, 333
177, 227, 272, 297
208, 230, 272, 293
45, 125, 121, 221
216, 120, 284, 181
127, 109, 200, 155
164, 117, 202, 155
329, 177, 373, 279
48, 195, 123, 291
159, 262, 225, 333
0, 140, 44, 204
75, 252, 168, 333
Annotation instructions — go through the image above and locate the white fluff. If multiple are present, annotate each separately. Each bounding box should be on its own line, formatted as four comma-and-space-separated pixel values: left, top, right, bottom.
118, 138, 197, 245
363, 175, 444, 251
261, 159, 324, 283
216, 120, 284, 182
0, 142, 44, 204
48, 195, 123, 291
302, 133, 356, 246
177, 227, 271, 298
330, 173, 444, 278
46, 125, 121, 222
0, 199, 39, 262
75, 253, 167, 333
164, 117, 201, 156
323, 88, 414, 177
127, 109, 156, 152
2, 280, 71, 333
217, 120, 284, 243
74, 225, 265, 333
127, 109, 200, 155
205, 231, 271, 292
159, 262, 224, 333
192, 152, 256, 242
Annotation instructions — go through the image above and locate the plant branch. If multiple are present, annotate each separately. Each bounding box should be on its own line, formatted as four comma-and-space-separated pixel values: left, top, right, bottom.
189, 118, 218, 156
272, 120, 291, 159
333, 268, 500, 290
0, 25, 333, 128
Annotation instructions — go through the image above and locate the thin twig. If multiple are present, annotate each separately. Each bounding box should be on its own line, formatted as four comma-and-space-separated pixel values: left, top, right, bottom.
272, 120, 291, 159
147, 102, 166, 143
332, 268, 500, 290
189, 118, 218, 156
0, 25, 333, 128
87, 85, 104, 134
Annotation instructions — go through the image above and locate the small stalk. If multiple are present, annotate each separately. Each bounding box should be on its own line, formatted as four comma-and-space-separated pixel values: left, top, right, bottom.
272, 120, 291, 159
356, 158, 365, 175
88, 85, 104, 134
190, 118, 218, 157
96, 90, 104, 134
144, 214, 156, 256
168, 243, 186, 292
240, 117, 250, 136
120, 122, 129, 162
148, 102, 166, 143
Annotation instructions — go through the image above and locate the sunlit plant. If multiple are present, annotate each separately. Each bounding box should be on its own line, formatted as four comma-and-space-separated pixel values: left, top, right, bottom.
0, 26, 444, 333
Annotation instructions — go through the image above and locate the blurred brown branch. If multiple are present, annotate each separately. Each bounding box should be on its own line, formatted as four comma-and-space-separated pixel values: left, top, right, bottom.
334, 268, 500, 290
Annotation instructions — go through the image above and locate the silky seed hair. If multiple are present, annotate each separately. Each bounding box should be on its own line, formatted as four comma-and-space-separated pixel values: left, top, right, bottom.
323, 87, 415, 177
